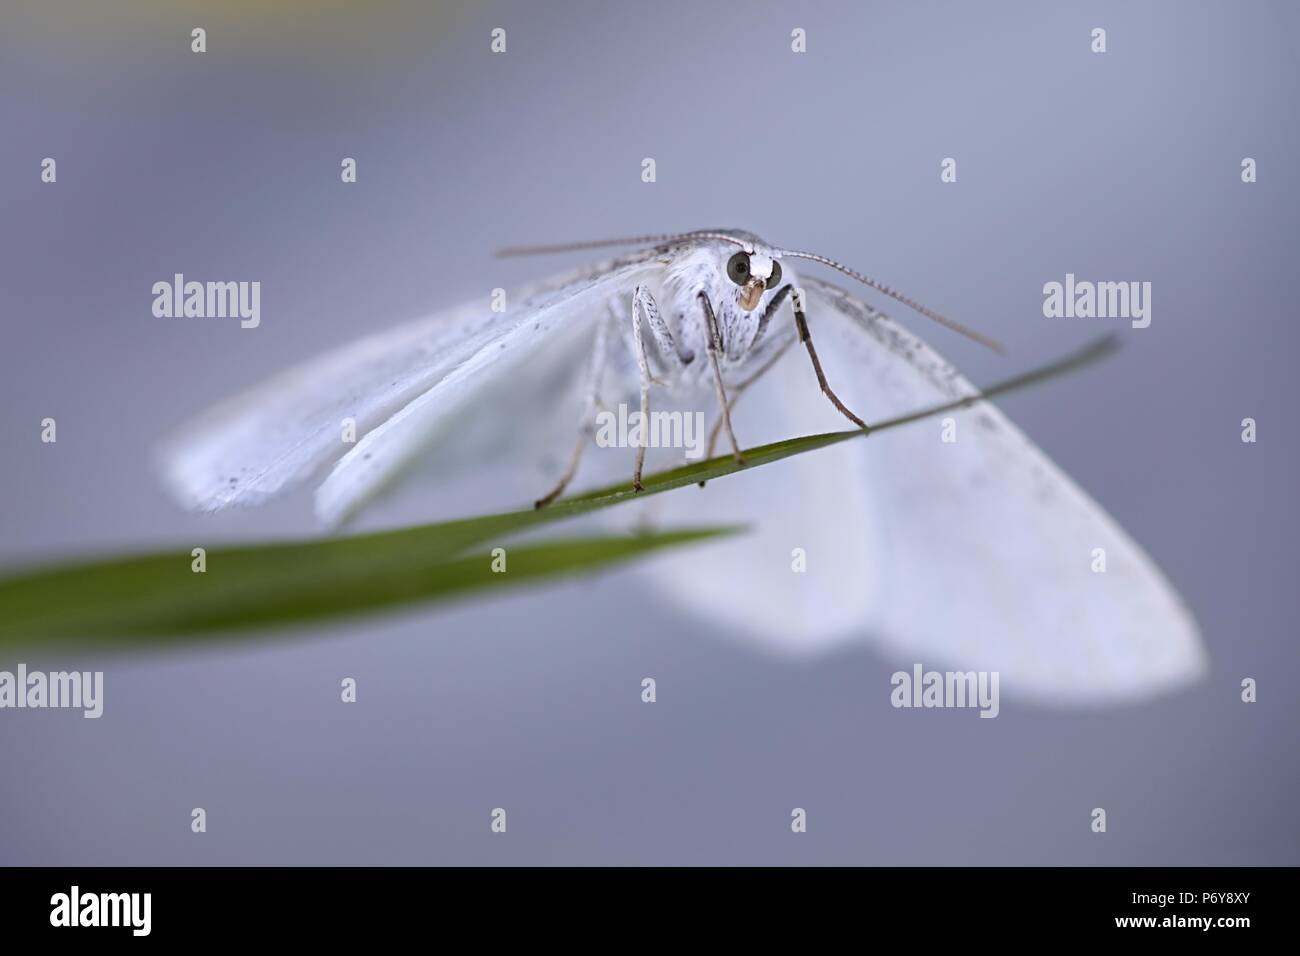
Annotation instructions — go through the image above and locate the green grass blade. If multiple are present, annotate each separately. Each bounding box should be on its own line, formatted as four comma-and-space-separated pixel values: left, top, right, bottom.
0, 528, 740, 649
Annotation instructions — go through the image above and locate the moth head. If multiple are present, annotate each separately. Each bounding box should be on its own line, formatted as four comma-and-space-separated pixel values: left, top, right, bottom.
724, 250, 783, 311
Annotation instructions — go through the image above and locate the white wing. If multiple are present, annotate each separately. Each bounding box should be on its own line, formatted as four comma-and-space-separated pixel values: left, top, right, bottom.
641, 276, 1206, 704
157, 253, 659, 516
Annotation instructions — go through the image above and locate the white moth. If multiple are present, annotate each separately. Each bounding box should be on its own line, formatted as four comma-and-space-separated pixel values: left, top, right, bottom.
158, 229, 1205, 704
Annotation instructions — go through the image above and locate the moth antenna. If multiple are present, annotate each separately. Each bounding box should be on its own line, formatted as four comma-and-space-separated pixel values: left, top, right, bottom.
497, 231, 751, 258
779, 249, 1006, 354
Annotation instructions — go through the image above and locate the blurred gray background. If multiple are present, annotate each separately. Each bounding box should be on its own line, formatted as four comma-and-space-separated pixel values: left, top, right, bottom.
1, 0, 1296, 864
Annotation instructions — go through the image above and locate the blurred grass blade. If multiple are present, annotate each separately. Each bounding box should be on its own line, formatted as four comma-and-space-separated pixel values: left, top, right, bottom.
0, 528, 739, 647
0, 335, 1115, 652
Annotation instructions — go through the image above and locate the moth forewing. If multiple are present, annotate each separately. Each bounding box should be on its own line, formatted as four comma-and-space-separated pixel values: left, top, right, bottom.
313, 259, 662, 526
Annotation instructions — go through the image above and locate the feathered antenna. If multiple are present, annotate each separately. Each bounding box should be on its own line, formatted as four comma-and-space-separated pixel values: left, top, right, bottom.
778, 248, 1005, 354
497, 230, 751, 258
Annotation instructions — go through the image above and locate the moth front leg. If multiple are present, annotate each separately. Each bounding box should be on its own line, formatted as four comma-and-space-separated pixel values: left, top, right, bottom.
630, 285, 684, 491
701, 284, 797, 464
788, 286, 869, 430
697, 291, 744, 467
704, 337, 795, 462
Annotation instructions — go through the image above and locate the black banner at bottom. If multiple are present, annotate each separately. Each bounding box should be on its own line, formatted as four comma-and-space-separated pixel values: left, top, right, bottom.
0, 866, 1283, 941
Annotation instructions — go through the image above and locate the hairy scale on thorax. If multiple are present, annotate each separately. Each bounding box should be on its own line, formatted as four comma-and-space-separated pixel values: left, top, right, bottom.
622, 235, 798, 389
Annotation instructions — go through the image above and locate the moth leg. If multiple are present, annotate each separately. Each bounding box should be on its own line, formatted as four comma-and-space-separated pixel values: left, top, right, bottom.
789, 286, 869, 430
630, 285, 664, 491
636, 285, 692, 374
696, 336, 796, 487
704, 336, 796, 462
698, 291, 745, 467
534, 312, 612, 509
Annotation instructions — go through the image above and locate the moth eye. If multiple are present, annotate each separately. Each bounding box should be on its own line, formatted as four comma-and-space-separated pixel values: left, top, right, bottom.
766, 260, 783, 289
726, 252, 750, 285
